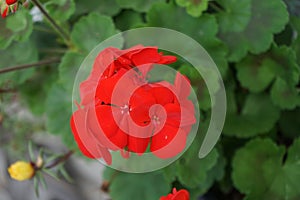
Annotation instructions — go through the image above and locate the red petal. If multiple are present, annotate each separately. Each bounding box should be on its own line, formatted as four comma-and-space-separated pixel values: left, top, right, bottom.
70, 113, 95, 158
164, 103, 181, 127
150, 126, 187, 159
174, 72, 192, 101
71, 109, 108, 160
129, 86, 156, 124
127, 135, 150, 154
172, 189, 190, 200
95, 105, 128, 149
130, 47, 161, 66
160, 194, 173, 200
97, 144, 112, 165
92, 47, 121, 78
158, 55, 177, 65
151, 86, 175, 105
108, 128, 128, 149
180, 101, 196, 127
95, 68, 127, 104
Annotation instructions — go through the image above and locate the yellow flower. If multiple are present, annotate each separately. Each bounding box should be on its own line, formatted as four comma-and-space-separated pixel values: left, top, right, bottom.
8, 161, 35, 181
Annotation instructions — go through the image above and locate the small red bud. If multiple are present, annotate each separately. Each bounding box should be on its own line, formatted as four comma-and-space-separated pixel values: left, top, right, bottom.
5, 0, 18, 6
1, 6, 8, 18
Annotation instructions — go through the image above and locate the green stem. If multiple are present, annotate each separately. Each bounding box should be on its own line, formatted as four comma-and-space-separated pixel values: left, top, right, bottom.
39, 48, 68, 54
209, 2, 223, 12
45, 150, 74, 169
0, 58, 60, 74
30, 0, 71, 45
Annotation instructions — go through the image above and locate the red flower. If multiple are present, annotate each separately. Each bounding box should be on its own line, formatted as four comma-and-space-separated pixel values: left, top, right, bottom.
160, 188, 190, 200
6, 0, 18, 5
70, 45, 196, 164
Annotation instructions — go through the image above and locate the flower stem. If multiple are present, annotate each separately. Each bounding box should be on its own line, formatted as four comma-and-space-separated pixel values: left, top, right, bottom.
209, 1, 223, 12
30, 0, 71, 45
0, 58, 60, 74
45, 150, 74, 169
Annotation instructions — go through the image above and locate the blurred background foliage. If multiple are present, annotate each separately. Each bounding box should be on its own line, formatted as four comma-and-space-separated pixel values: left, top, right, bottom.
0, 0, 300, 199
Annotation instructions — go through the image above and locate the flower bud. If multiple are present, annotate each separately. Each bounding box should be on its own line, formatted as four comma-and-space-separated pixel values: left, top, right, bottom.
5, 0, 17, 5
8, 161, 35, 181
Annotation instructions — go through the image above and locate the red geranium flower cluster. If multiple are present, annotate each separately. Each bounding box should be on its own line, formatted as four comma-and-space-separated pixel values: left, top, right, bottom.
70, 45, 196, 165
160, 188, 190, 200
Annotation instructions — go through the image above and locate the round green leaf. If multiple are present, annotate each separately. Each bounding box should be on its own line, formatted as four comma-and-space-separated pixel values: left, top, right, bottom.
177, 143, 218, 188
110, 171, 171, 200
232, 138, 285, 199
71, 12, 122, 53
147, 3, 228, 76
236, 56, 277, 92
271, 77, 300, 109
115, 10, 144, 31
74, 0, 121, 16
45, 0, 75, 22
232, 138, 300, 200
216, 0, 251, 33
0, 8, 33, 49
223, 93, 280, 138
59, 51, 85, 94
218, 0, 289, 61
116, 0, 164, 12
45, 82, 76, 149
176, 0, 209, 17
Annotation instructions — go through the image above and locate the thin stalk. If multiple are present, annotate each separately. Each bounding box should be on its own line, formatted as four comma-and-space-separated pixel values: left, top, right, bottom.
0, 58, 60, 74
30, 0, 70, 45
45, 150, 74, 169
209, 2, 223, 12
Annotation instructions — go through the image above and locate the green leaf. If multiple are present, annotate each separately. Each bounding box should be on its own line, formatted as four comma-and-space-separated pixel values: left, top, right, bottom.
45, 82, 76, 149
59, 166, 73, 182
74, 0, 121, 16
0, 8, 33, 49
216, 0, 251, 32
291, 17, 300, 65
45, 0, 75, 22
116, 0, 164, 12
33, 176, 40, 197
271, 77, 300, 109
223, 93, 280, 138
71, 12, 122, 53
37, 172, 48, 190
218, 0, 289, 61
236, 45, 300, 107
232, 138, 300, 200
115, 10, 144, 31
147, 3, 228, 77
189, 150, 226, 198
236, 55, 277, 93
176, 0, 209, 17
58, 51, 85, 94
43, 169, 60, 181
0, 40, 38, 87
162, 162, 177, 183
19, 63, 59, 115
177, 140, 218, 188
109, 171, 171, 200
